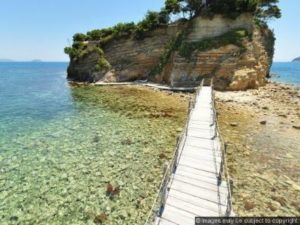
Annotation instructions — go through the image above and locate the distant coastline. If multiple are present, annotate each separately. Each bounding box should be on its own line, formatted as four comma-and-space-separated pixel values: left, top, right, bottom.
0, 59, 15, 62
271, 62, 300, 86
292, 56, 300, 62
0, 60, 68, 63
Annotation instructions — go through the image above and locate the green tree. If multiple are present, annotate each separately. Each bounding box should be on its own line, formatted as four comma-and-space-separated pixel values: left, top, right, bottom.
144, 11, 160, 27
256, 0, 281, 20
73, 33, 87, 42
113, 22, 136, 38
158, 8, 171, 24
86, 30, 103, 40
165, 0, 182, 14
182, 0, 204, 18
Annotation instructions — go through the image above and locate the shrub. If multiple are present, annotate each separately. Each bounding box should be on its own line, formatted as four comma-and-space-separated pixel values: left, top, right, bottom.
113, 22, 136, 38
87, 29, 103, 40
165, 0, 182, 14
73, 33, 88, 42
133, 11, 163, 39
158, 8, 171, 25
64, 47, 78, 59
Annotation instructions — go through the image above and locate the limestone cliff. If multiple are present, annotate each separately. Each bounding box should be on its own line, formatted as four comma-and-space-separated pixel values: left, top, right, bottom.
66, 14, 275, 91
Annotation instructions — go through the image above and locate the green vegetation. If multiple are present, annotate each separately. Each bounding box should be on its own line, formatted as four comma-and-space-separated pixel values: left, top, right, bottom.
64, 43, 98, 61
164, 0, 281, 20
178, 29, 249, 59
65, 0, 281, 69
64, 0, 280, 45
64, 43, 110, 72
95, 56, 111, 72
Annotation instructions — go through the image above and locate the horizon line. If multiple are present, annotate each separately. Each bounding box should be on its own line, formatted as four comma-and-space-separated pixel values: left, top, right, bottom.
0, 60, 69, 63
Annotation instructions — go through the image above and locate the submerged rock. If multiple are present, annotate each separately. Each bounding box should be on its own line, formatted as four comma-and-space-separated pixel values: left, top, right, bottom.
230, 122, 238, 127
260, 120, 267, 125
244, 200, 255, 210
94, 213, 108, 224
292, 125, 300, 129
268, 201, 281, 211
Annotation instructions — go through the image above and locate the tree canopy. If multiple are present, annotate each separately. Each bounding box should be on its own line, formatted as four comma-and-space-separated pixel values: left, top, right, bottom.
70, 0, 281, 43
162, 0, 281, 20
65, 0, 281, 61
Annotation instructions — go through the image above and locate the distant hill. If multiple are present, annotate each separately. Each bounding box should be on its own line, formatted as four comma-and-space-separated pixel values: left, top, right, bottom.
292, 57, 300, 62
31, 59, 42, 62
0, 59, 44, 62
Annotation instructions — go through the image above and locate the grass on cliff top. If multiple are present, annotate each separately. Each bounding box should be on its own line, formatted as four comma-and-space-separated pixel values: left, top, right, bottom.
178, 29, 249, 59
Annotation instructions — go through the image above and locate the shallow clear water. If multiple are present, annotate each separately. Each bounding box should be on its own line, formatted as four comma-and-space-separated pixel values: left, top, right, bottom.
0, 63, 187, 224
271, 62, 300, 86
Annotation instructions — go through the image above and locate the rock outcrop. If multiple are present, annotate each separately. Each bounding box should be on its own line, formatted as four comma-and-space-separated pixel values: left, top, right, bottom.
66, 14, 275, 91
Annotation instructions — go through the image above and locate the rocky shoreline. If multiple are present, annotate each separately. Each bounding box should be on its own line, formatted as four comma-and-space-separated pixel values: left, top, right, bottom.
216, 81, 300, 216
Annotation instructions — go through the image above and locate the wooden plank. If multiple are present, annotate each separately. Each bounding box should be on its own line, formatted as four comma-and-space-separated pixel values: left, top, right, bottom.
182, 148, 222, 163
185, 136, 221, 150
187, 129, 215, 140
190, 112, 213, 118
177, 159, 217, 174
166, 195, 219, 216
179, 155, 220, 167
185, 139, 220, 151
169, 179, 220, 203
180, 148, 221, 162
176, 165, 218, 179
189, 123, 215, 130
168, 189, 225, 213
161, 204, 195, 225
172, 174, 228, 194
185, 137, 220, 153
175, 168, 219, 185
156, 218, 178, 225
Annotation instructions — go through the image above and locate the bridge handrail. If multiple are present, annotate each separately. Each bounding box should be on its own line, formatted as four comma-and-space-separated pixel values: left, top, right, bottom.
210, 79, 233, 216
143, 79, 205, 225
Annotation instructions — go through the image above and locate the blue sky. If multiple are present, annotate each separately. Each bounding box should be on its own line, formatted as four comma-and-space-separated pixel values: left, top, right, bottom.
0, 0, 298, 62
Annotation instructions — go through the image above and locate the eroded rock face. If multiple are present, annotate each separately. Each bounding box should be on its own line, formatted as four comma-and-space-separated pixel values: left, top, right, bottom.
229, 68, 259, 90
103, 25, 182, 82
67, 51, 102, 82
66, 14, 274, 90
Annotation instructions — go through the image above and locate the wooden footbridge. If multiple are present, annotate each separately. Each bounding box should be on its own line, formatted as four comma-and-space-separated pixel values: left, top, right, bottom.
145, 80, 233, 225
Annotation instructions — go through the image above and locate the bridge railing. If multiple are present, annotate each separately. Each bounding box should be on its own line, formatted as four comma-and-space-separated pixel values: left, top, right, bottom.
210, 79, 233, 216
143, 79, 205, 225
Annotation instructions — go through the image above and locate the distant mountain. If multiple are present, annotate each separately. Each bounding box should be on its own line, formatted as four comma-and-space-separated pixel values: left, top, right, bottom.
31, 59, 42, 62
292, 57, 300, 62
0, 59, 14, 62
0, 59, 44, 62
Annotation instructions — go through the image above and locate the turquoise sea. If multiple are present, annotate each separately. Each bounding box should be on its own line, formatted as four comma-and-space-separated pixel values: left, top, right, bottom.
0, 62, 187, 225
271, 62, 300, 86
1, 61, 299, 224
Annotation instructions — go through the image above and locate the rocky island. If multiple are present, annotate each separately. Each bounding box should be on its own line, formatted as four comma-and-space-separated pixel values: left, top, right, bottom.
65, 0, 280, 91
63, 0, 300, 220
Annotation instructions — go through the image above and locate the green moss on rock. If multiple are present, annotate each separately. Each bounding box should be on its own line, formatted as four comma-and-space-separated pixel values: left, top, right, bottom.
178, 29, 249, 59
